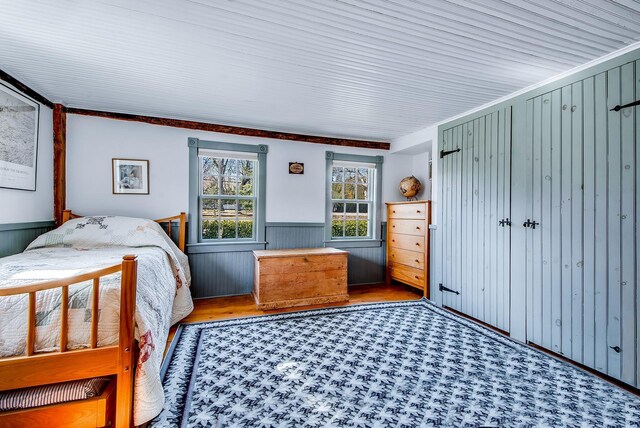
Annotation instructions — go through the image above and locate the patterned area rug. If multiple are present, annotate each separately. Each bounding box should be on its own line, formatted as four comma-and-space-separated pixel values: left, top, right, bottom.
151, 300, 640, 427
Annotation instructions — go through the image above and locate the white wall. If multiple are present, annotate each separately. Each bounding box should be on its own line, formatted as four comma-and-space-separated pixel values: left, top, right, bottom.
0, 104, 53, 224
66, 115, 412, 222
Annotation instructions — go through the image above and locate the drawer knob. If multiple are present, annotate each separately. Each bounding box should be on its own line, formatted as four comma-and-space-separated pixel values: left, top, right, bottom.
392, 225, 396, 228
417, 210, 421, 213
415, 243, 420, 246
392, 239, 395, 242
415, 276, 419, 279
415, 259, 419, 263
392, 210, 396, 213
416, 227, 420, 230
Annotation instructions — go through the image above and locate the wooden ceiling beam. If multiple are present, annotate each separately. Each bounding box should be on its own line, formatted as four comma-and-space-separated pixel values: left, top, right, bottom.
0, 70, 53, 109
65, 108, 390, 150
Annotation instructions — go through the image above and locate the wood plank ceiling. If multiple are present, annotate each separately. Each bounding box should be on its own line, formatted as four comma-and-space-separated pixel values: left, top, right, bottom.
0, 0, 639, 140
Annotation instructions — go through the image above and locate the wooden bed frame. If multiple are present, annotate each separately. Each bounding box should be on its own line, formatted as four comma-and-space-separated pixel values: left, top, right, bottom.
0, 211, 187, 428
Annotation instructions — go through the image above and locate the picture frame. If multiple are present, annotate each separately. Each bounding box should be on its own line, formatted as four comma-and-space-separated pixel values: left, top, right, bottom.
0, 80, 40, 191
112, 158, 149, 194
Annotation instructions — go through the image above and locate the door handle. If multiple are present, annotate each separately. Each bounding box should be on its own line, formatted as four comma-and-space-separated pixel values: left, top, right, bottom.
523, 219, 539, 229
498, 218, 511, 227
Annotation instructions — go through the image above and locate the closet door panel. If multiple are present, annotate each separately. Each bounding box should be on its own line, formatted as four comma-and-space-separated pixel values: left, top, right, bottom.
526, 61, 637, 385
438, 107, 511, 331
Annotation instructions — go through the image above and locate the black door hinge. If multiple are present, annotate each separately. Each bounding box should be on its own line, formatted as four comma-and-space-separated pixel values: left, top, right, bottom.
498, 218, 512, 227
610, 346, 621, 353
439, 284, 460, 295
440, 148, 461, 158
610, 99, 640, 112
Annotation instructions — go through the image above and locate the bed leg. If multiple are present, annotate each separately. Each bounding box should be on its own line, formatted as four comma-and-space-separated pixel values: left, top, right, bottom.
115, 255, 137, 428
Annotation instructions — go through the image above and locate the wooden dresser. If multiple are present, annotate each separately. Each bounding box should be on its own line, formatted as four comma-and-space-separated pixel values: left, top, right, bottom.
385, 200, 431, 298
252, 248, 349, 309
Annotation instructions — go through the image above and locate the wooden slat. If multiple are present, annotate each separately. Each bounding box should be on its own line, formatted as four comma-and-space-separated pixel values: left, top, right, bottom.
540, 93, 553, 349
65, 107, 390, 150
476, 115, 486, 322
582, 76, 596, 369
619, 61, 636, 385
530, 96, 542, 346
26, 292, 36, 356
570, 80, 584, 363
91, 278, 100, 349
593, 72, 608, 373
549, 88, 563, 356
606, 66, 622, 380
489, 111, 499, 328
560, 83, 573, 358
60, 285, 69, 352
0, 347, 118, 391
461, 121, 472, 315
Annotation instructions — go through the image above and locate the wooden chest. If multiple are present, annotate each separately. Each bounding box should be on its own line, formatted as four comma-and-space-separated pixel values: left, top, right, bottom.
386, 200, 431, 298
252, 248, 349, 310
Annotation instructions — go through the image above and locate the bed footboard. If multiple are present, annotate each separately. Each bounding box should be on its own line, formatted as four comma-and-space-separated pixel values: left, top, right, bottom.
0, 255, 138, 428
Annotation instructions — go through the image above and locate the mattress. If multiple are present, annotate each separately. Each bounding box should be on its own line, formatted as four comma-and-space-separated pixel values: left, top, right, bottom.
0, 216, 194, 425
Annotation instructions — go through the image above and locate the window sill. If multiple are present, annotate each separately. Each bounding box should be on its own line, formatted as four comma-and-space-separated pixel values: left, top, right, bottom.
187, 241, 267, 254
324, 239, 383, 249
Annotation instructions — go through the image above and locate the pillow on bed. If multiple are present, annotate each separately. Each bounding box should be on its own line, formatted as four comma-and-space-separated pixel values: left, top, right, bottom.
25, 216, 190, 284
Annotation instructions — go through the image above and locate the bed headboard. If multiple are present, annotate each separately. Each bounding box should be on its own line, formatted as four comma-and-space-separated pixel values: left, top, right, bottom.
61, 210, 187, 252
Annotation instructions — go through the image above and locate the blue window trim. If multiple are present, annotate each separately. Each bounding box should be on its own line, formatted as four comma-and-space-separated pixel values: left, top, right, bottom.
188, 138, 268, 253
324, 151, 384, 246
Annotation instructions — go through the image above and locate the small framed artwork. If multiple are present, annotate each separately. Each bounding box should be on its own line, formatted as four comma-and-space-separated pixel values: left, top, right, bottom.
112, 159, 149, 194
0, 81, 40, 191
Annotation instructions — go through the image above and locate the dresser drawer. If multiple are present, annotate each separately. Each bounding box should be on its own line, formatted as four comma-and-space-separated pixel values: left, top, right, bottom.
388, 247, 424, 269
389, 263, 425, 290
388, 233, 425, 252
388, 203, 426, 219
388, 219, 426, 236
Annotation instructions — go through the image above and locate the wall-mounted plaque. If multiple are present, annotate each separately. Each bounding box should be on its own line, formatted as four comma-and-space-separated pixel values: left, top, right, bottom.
289, 162, 304, 174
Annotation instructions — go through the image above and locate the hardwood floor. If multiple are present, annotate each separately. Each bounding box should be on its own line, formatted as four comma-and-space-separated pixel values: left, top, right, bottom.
166, 283, 422, 348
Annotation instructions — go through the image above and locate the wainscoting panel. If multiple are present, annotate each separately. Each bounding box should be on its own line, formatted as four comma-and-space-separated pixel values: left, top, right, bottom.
345, 246, 386, 285
188, 222, 387, 298
265, 223, 324, 249
189, 250, 256, 298
0, 222, 55, 258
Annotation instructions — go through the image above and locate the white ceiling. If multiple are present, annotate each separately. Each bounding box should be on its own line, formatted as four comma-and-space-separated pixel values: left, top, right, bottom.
1, 0, 640, 141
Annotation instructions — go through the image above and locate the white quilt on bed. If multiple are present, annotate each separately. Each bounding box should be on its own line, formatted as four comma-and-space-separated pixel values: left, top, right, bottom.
0, 216, 194, 425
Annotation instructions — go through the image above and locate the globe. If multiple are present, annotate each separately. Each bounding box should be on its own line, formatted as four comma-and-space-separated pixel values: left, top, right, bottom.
399, 176, 422, 200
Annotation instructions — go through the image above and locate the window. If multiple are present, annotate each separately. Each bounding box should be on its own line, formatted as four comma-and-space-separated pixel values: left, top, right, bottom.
200, 152, 256, 240
188, 138, 267, 249
325, 152, 383, 244
330, 162, 375, 238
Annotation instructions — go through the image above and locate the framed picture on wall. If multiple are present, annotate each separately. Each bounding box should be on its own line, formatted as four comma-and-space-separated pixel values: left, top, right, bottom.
0, 81, 40, 191
112, 159, 149, 194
